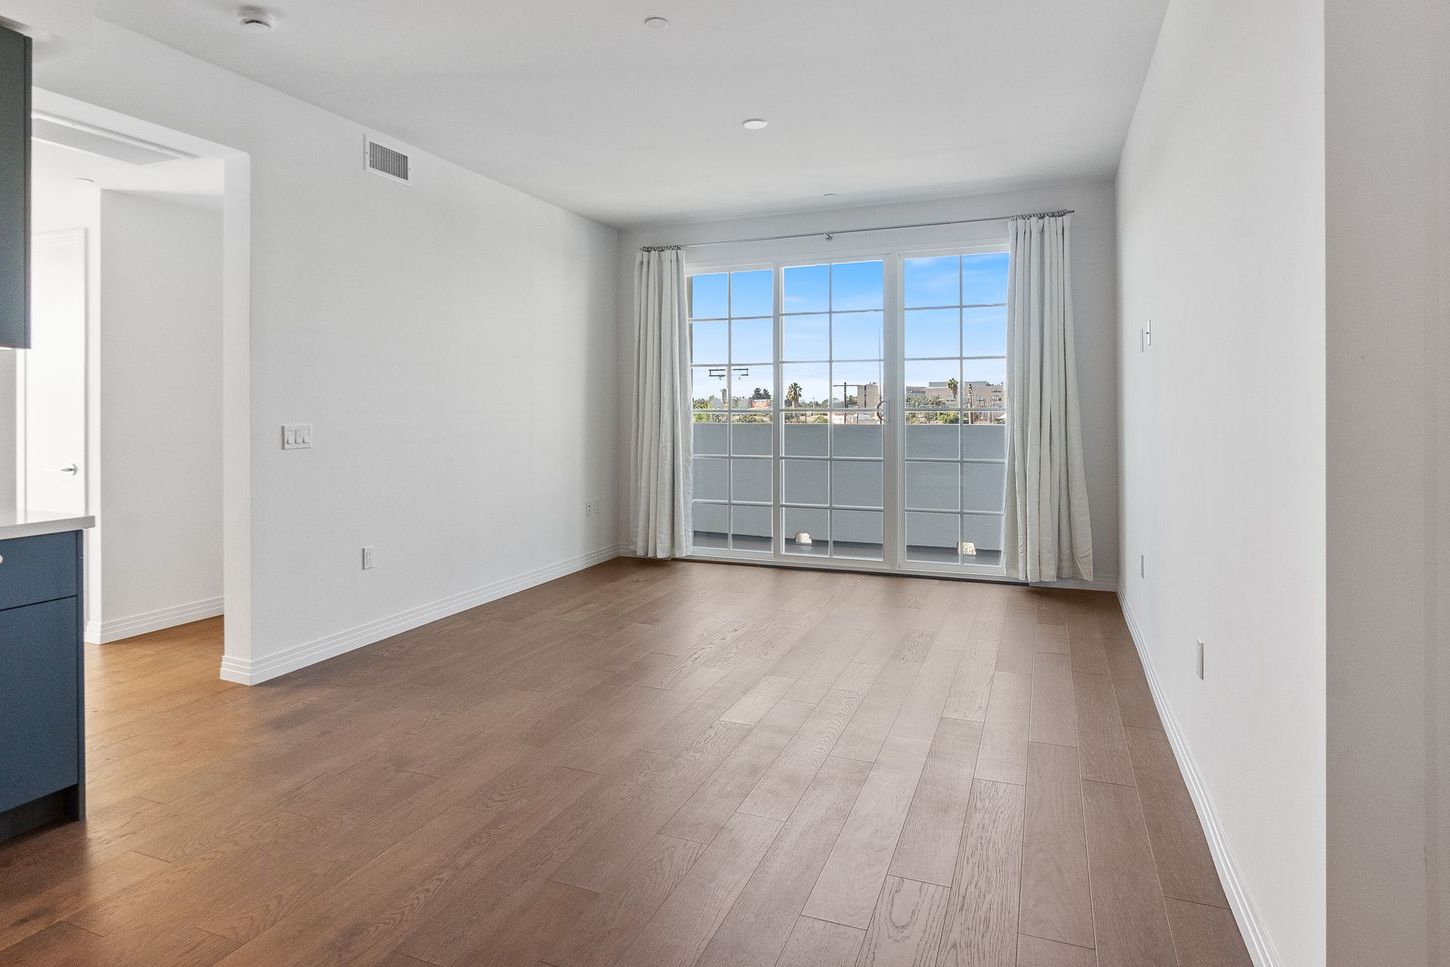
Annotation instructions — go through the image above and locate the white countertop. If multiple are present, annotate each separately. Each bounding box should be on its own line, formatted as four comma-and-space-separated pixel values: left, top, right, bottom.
0, 509, 96, 541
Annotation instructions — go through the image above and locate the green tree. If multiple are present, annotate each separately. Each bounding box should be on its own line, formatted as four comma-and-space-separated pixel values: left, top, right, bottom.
946, 377, 958, 400
786, 382, 803, 408
751, 387, 771, 401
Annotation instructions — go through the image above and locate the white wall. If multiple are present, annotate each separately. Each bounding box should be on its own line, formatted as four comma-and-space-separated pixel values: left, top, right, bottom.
93, 192, 222, 640
1324, 0, 1447, 963
617, 180, 1120, 586
1115, 1, 1326, 965
36, 20, 619, 681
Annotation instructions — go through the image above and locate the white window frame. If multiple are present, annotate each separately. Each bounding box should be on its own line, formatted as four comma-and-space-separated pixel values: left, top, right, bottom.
684, 233, 1014, 583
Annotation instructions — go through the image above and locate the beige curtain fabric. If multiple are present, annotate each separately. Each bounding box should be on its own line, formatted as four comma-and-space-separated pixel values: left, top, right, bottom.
1003, 213, 1094, 582
631, 247, 693, 558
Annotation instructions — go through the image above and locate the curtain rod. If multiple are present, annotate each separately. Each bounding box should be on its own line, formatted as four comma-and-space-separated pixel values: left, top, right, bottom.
676, 208, 1073, 249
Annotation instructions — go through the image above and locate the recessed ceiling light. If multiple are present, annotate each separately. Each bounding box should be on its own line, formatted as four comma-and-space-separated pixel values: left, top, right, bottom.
741, 118, 768, 131
644, 16, 670, 29
238, 6, 276, 31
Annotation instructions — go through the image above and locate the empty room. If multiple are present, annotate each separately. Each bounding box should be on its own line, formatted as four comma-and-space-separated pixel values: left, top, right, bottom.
0, 2, 1443, 967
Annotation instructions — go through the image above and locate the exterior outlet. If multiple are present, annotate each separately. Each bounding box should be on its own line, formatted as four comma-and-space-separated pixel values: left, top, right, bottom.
1195, 638, 1205, 680
361, 546, 375, 571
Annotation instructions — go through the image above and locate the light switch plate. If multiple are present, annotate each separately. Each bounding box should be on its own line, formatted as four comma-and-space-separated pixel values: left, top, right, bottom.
282, 424, 312, 450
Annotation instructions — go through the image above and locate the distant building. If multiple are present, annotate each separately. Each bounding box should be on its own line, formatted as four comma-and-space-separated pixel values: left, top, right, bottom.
962, 380, 1005, 410
904, 379, 1005, 412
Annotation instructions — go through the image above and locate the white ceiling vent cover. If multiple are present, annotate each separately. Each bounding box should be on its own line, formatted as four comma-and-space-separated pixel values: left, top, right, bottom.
33, 113, 198, 166
364, 135, 411, 185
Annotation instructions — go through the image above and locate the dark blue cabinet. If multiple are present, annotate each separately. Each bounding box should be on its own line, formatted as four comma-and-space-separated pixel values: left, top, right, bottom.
0, 532, 80, 611
0, 598, 80, 812
0, 25, 29, 349
0, 531, 85, 837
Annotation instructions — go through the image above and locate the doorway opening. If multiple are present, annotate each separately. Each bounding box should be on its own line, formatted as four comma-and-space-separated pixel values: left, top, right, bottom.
3, 91, 251, 665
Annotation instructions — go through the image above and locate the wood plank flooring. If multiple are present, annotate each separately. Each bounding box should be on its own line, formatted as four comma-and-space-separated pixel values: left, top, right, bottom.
0, 558, 1251, 967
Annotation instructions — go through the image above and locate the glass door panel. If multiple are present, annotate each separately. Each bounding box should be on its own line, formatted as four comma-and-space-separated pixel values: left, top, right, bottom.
688, 269, 775, 554
780, 260, 885, 561
902, 252, 1008, 568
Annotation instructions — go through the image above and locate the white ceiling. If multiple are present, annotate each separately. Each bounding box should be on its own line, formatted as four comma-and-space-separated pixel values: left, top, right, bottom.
92, 0, 1167, 228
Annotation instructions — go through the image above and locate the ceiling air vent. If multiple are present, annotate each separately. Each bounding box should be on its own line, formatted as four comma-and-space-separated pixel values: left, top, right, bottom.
364, 135, 411, 185
32, 112, 198, 166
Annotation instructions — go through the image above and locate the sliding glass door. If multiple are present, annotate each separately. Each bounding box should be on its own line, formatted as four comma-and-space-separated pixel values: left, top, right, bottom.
902, 252, 1009, 568
688, 268, 775, 554
779, 260, 886, 562
688, 245, 1009, 577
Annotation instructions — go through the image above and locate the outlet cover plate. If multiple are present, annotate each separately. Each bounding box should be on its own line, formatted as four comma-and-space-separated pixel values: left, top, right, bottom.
282, 424, 312, 450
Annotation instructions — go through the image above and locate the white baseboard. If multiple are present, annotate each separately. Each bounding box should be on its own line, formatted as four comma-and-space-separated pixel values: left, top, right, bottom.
1116, 592, 1283, 967
86, 596, 225, 644
218, 544, 622, 686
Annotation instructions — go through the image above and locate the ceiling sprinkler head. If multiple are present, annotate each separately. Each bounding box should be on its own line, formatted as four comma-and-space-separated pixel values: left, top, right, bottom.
238, 6, 276, 31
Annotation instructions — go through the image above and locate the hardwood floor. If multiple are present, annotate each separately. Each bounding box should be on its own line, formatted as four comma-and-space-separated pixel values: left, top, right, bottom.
0, 558, 1252, 967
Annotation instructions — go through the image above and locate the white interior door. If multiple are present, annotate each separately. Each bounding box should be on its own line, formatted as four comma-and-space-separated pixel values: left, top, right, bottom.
18, 229, 88, 514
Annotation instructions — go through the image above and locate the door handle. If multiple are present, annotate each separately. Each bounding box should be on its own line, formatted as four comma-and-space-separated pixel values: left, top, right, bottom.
54, 464, 79, 475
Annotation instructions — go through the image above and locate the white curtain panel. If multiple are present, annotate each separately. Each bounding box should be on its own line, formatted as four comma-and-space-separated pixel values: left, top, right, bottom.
631, 247, 693, 559
1003, 213, 1095, 582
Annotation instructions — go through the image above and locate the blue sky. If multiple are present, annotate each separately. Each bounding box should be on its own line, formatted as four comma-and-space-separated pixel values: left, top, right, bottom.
690, 254, 1009, 407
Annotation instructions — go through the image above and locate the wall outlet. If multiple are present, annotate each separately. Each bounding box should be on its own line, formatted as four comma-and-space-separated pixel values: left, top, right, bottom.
1195, 637, 1205, 680
281, 423, 312, 450
361, 546, 375, 570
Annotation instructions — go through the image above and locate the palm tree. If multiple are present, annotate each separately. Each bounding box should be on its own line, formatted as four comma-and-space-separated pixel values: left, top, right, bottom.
946, 377, 959, 400
786, 382, 803, 408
